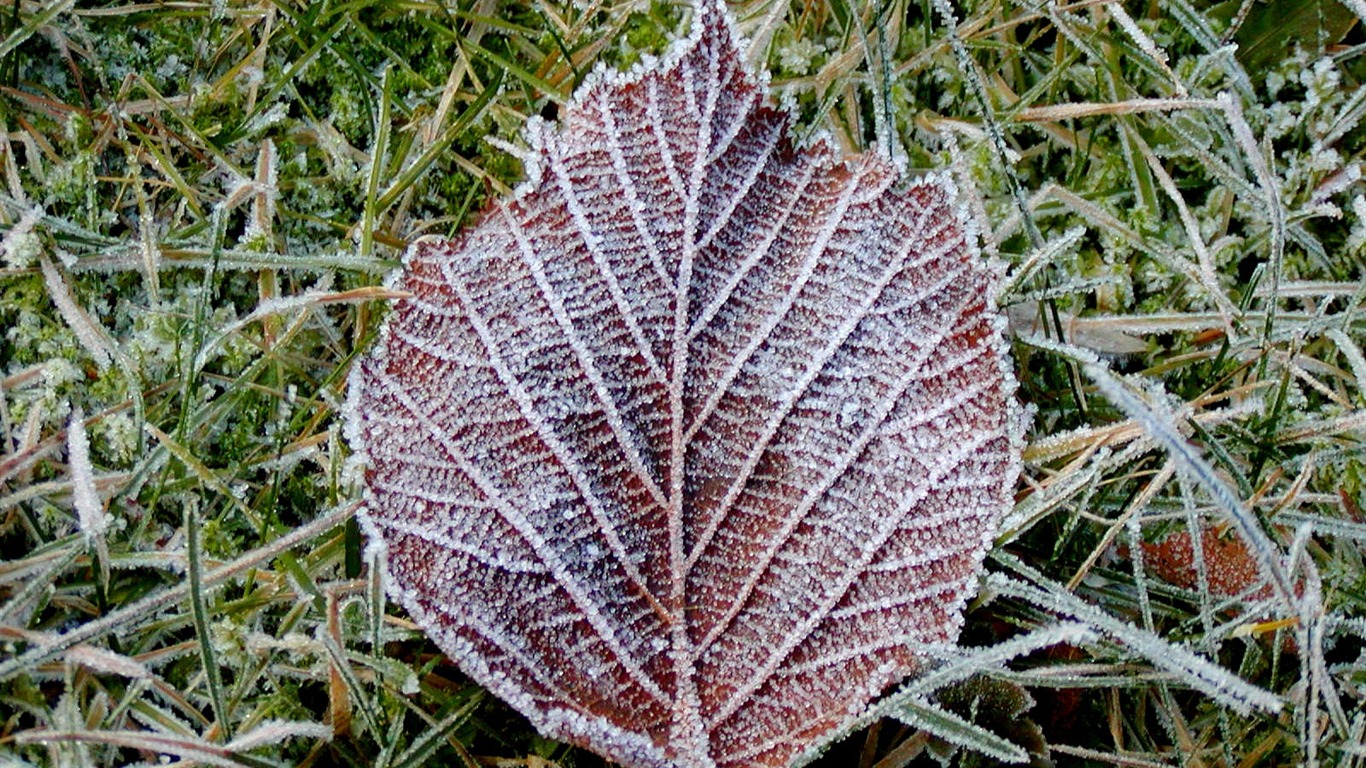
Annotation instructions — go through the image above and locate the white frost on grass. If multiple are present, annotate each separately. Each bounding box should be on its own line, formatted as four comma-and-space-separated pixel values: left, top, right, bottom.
989, 567, 1283, 716
40, 253, 117, 371
1083, 363, 1298, 612
68, 407, 108, 541
225, 720, 332, 751
68, 407, 111, 583
0, 206, 42, 268
66, 644, 150, 679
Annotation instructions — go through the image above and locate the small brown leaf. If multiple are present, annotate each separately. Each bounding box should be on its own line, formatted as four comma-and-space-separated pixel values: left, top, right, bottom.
1142, 523, 1274, 601
344, 3, 1021, 766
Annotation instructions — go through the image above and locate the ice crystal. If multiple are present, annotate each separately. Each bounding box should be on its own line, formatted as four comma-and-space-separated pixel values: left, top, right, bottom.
345, 2, 1020, 766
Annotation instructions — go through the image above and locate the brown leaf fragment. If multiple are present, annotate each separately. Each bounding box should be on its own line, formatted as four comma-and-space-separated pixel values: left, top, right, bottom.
1141, 522, 1282, 602
344, 2, 1021, 766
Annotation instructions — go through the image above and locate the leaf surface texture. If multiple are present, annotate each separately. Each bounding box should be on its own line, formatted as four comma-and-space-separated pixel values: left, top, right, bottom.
346, 4, 1020, 766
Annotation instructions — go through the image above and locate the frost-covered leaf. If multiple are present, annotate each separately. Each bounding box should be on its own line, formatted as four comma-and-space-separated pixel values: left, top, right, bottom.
1142, 522, 1273, 600
1211, 0, 1356, 70
344, 2, 1020, 766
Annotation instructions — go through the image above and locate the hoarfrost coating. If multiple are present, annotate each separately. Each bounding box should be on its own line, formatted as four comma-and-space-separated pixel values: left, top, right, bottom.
343, 1, 1022, 766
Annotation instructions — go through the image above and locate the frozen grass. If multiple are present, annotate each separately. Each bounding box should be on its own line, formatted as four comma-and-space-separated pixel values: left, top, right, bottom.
2, 0, 1365, 765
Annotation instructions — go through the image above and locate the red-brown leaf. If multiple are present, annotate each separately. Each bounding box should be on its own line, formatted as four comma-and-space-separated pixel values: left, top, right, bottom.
344, 3, 1021, 766
1142, 523, 1275, 601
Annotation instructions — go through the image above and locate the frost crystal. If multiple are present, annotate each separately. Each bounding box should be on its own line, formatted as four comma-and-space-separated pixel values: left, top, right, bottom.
344, 2, 1020, 766
68, 407, 109, 542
